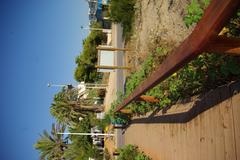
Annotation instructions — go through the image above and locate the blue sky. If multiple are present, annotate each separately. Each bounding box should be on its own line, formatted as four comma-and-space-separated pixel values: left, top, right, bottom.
0, 0, 89, 159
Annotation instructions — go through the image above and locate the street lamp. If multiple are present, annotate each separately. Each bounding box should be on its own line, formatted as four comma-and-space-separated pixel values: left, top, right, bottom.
78, 81, 108, 89
57, 132, 114, 137
80, 25, 111, 33
47, 82, 73, 89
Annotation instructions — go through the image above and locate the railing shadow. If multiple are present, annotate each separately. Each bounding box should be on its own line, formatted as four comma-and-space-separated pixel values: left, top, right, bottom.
128, 81, 240, 125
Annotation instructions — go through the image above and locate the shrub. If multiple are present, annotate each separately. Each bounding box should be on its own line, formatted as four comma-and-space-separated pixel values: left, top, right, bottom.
183, 0, 210, 27
104, 148, 111, 160
74, 23, 105, 82
117, 145, 151, 160
97, 113, 111, 130
110, 0, 136, 39
124, 49, 240, 115
109, 92, 131, 125
65, 114, 103, 160
223, 9, 240, 37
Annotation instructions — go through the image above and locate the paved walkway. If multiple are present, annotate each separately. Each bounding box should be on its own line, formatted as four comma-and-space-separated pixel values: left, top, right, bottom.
123, 83, 240, 160
104, 23, 125, 112
104, 23, 126, 156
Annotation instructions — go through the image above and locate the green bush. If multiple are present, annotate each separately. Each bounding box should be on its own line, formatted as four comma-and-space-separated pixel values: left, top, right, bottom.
97, 113, 112, 130
104, 148, 111, 160
124, 48, 240, 115
224, 9, 240, 37
109, 92, 131, 125
110, 0, 136, 39
183, 0, 210, 27
64, 114, 103, 160
117, 145, 151, 160
124, 48, 168, 114
97, 92, 131, 130
74, 23, 105, 82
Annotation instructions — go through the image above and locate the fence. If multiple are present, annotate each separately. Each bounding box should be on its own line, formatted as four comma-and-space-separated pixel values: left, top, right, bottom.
114, 0, 240, 112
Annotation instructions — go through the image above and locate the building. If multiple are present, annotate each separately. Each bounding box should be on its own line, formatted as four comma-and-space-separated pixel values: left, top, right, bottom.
87, 0, 111, 29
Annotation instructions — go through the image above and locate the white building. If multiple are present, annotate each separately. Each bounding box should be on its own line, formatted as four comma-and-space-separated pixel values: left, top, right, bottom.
87, 0, 110, 27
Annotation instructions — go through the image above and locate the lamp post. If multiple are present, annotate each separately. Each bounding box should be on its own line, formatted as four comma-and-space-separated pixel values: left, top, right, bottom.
47, 82, 107, 90
81, 25, 111, 33
78, 82, 108, 90
57, 132, 114, 137
47, 83, 73, 89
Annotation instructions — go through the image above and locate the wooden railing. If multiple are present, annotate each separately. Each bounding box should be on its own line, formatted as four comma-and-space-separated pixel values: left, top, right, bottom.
114, 0, 240, 112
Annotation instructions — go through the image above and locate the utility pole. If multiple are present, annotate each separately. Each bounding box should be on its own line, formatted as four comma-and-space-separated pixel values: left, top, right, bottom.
96, 65, 131, 70
96, 45, 130, 51
81, 26, 112, 34
47, 83, 73, 89
57, 132, 114, 137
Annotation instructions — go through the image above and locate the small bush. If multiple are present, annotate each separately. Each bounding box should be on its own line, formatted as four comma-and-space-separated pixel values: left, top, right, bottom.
109, 92, 131, 125
124, 48, 240, 115
97, 93, 131, 131
183, 0, 210, 27
117, 145, 151, 160
223, 9, 240, 37
97, 113, 111, 130
110, 0, 136, 39
104, 148, 111, 160
74, 22, 104, 82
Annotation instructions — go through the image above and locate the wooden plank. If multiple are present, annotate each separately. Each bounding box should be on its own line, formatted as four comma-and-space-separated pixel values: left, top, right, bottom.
171, 124, 179, 160
219, 97, 236, 160
173, 124, 182, 160
186, 117, 200, 160
123, 87, 240, 160
180, 123, 186, 160
204, 36, 240, 55
181, 124, 187, 160
198, 92, 218, 160
232, 93, 240, 160
168, 125, 175, 160
199, 111, 207, 160
136, 95, 159, 103
200, 108, 216, 160
214, 104, 225, 160
193, 116, 201, 160
209, 107, 218, 160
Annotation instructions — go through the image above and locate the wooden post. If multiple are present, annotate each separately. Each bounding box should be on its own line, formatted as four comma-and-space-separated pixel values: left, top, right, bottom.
86, 86, 107, 89
120, 109, 132, 114
95, 65, 131, 70
96, 45, 130, 51
136, 95, 160, 103
113, 151, 120, 156
204, 36, 240, 55
85, 83, 108, 86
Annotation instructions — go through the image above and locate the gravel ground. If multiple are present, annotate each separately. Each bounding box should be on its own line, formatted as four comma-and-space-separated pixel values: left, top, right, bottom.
126, 0, 193, 72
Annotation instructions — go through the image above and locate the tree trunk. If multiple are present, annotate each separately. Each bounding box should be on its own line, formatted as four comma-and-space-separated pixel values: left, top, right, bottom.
68, 101, 104, 112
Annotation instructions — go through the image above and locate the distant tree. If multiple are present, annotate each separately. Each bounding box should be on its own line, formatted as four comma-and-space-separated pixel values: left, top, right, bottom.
63, 115, 103, 160
34, 124, 67, 160
74, 22, 105, 82
50, 89, 103, 126
109, 0, 136, 38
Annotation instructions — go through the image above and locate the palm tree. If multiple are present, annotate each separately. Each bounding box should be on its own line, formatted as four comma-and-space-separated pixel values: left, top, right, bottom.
50, 100, 88, 126
50, 89, 103, 125
34, 123, 67, 160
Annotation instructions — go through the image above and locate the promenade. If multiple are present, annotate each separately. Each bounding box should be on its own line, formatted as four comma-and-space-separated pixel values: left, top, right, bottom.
104, 23, 126, 155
